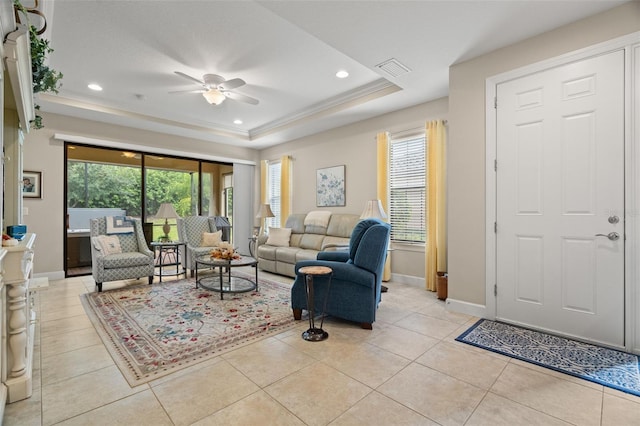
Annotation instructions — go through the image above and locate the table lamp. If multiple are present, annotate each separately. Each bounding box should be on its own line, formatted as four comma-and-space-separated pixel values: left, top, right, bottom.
256, 203, 275, 236
155, 203, 180, 241
360, 199, 387, 220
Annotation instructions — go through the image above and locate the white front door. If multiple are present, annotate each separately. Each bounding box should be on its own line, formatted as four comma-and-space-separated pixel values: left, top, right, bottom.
496, 50, 625, 348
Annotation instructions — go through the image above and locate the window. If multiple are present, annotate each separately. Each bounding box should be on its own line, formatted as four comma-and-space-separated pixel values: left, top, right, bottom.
267, 161, 281, 229
389, 135, 426, 243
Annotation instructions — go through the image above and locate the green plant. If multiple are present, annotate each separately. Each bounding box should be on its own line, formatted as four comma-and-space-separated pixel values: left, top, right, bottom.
13, 0, 63, 129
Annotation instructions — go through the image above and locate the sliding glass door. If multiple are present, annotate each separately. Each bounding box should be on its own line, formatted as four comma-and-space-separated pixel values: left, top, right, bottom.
65, 143, 232, 277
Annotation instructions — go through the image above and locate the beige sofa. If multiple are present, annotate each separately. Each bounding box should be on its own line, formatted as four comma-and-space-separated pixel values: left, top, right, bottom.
257, 212, 360, 277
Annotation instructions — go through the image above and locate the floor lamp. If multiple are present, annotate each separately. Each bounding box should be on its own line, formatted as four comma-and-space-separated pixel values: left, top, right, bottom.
360, 200, 390, 291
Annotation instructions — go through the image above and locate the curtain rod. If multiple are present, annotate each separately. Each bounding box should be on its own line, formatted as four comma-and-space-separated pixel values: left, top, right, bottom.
386, 120, 448, 139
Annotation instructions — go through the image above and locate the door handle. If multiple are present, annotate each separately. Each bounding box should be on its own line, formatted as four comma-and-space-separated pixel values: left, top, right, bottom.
595, 232, 620, 241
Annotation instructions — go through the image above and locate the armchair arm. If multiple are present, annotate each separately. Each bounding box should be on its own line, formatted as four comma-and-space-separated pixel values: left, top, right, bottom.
295, 260, 375, 288
317, 251, 350, 262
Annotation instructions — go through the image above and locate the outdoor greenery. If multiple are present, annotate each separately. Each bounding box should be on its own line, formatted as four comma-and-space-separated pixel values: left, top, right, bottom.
67, 162, 210, 218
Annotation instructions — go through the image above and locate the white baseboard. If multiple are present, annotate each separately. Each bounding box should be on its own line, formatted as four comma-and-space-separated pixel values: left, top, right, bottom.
33, 271, 65, 281
30, 277, 49, 290
445, 297, 488, 318
389, 273, 424, 289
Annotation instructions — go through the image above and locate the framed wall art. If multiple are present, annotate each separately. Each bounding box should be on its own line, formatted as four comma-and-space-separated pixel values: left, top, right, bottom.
23, 171, 42, 199
316, 165, 345, 207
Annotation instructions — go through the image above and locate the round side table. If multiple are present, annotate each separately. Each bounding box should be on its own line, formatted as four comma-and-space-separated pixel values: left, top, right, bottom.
299, 265, 333, 341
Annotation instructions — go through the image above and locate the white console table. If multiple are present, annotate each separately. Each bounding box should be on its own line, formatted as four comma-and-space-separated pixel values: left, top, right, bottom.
1, 233, 36, 403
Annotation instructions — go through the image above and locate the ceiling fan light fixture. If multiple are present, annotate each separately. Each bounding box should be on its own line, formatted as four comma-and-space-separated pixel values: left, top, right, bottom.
202, 89, 226, 105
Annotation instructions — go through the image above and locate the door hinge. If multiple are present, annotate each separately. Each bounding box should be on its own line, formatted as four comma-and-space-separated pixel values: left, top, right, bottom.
494, 96, 497, 109
494, 159, 497, 172
494, 222, 497, 233
494, 284, 497, 296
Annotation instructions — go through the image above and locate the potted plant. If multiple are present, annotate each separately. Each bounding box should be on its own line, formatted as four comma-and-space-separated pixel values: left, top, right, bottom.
13, 0, 63, 129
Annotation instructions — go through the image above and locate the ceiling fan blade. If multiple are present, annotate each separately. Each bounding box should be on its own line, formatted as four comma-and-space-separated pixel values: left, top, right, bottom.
175, 71, 205, 86
168, 89, 205, 94
203, 74, 226, 87
225, 91, 259, 105
218, 78, 245, 91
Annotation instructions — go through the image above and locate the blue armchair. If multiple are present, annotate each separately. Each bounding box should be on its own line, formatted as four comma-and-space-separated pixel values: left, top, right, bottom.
291, 218, 391, 329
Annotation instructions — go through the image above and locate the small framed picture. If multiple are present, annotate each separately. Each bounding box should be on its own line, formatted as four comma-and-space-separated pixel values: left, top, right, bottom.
23, 171, 42, 199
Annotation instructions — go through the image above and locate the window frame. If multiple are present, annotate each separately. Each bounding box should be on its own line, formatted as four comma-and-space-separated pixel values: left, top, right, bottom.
388, 133, 426, 244
266, 160, 282, 229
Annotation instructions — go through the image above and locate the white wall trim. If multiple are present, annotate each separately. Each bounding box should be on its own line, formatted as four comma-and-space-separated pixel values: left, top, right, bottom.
445, 298, 486, 318
485, 31, 640, 354
33, 271, 65, 281
389, 273, 424, 289
54, 133, 256, 166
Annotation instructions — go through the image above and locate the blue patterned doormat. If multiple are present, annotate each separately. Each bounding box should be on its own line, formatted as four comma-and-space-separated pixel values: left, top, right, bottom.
456, 319, 640, 397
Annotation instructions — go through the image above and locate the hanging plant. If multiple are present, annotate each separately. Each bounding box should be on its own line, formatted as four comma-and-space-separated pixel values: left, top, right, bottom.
13, 0, 63, 129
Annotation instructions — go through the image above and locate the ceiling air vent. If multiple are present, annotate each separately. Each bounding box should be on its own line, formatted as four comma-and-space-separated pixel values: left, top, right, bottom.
375, 58, 411, 78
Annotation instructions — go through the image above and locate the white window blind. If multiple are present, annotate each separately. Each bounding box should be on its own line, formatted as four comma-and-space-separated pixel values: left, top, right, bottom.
389, 135, 426, 243
267, 161, 281, 229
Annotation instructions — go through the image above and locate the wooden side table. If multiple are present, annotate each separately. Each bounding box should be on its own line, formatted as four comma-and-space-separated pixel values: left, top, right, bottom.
299, 265, 333, 341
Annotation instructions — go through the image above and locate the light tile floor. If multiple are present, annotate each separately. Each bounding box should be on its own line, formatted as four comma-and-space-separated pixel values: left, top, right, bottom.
4, 270, 640, 425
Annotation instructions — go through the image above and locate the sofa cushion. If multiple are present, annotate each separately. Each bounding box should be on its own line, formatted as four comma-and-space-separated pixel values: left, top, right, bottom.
257, 244, 278, 261
299, 233, 324, 250
103, 252, 151, 268
289, 233, 303, 247
295, 249, 319, 262
201, 230, 222, 247
275, 247, 302, 263
284, 214, 307, 234
321, 236, 350, 251
266, 227, 291, 247
327, 214, 361, 238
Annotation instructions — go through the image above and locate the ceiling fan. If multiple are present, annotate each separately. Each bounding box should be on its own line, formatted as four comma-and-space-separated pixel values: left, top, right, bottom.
171, 71, 259, 106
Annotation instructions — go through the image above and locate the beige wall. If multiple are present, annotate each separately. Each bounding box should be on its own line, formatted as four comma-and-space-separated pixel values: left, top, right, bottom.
260, 97, 449, 279
448, 2, 640, 305
21, 111, 258, 277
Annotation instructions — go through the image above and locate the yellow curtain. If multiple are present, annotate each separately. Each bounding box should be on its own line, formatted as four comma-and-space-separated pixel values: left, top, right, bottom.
377, 132, 391, 281
280, 155, 292, 225
425, 120, 447, 291
376, 132, 389, 213
259, 160, 268, 205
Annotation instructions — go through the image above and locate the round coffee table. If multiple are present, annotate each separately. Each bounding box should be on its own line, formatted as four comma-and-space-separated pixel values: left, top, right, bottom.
195, 254, 258, 300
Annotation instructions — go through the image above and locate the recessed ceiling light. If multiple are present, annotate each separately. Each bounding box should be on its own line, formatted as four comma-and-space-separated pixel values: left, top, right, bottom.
233, 119, 243, 125
336, 70, 349, 79
88, 83, 103, 91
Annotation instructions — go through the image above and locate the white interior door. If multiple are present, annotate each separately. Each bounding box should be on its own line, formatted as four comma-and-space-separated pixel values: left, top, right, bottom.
496, 50, 625, 348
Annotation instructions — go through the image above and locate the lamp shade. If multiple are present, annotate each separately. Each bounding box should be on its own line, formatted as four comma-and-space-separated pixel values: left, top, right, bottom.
155, 203, 180, 219
202, 89, 226, 105
360, 200, 387, 220
256, 203, 275, 219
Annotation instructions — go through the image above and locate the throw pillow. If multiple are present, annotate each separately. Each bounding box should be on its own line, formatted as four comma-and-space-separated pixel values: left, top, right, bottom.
201, 230, 222, 247
95, 235, 122, 255
266, 227, 292, 247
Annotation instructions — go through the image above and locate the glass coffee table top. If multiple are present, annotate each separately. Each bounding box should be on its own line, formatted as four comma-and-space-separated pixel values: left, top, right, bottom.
194, 254, 258, 299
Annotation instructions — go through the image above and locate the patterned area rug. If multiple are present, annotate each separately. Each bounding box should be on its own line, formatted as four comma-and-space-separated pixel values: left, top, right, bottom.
456, 319, 640, 397
80, 273, 297, 386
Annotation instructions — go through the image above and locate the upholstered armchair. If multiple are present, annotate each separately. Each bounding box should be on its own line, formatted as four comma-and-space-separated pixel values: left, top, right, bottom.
90, 217, 155, 292
177, 216, 225, 277
291, 218, 391, 329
